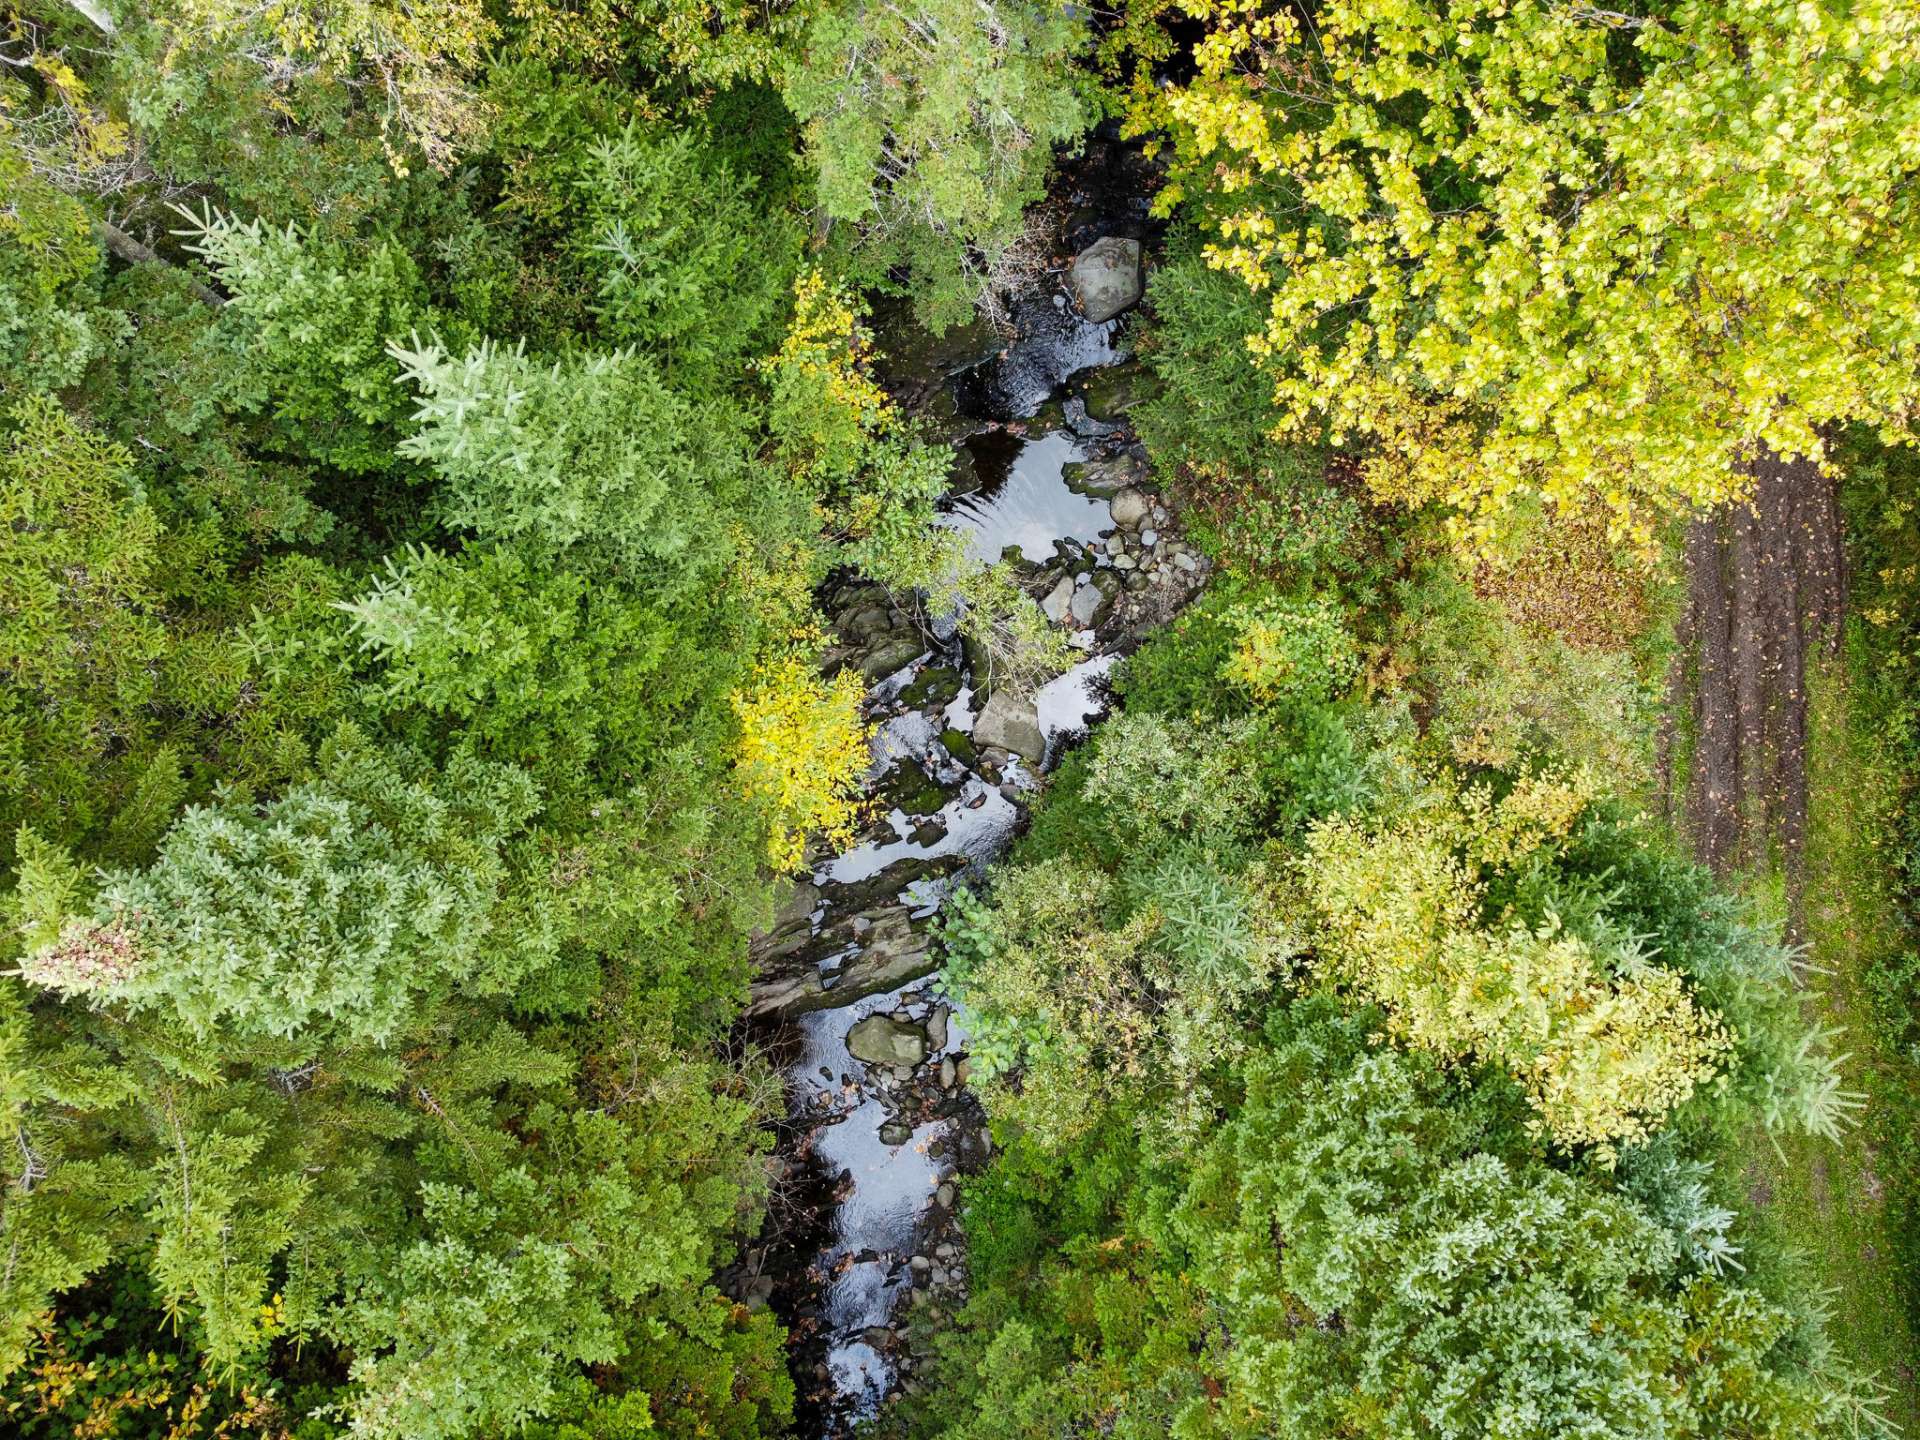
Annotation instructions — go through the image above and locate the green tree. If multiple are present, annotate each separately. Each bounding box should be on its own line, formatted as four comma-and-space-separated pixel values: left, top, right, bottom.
389, 335, 748, 575
20, 728, 548, 1044
782, 0, 1094, 329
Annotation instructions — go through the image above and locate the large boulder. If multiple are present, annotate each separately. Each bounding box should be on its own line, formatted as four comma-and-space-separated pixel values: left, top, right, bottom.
847, 1014, 932, 1068
1069, 237, 1144, 324
973, 691, 1045, 762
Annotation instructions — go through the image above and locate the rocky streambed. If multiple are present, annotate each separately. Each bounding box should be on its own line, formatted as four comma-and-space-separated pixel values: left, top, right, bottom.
734, 138, 1204, 1437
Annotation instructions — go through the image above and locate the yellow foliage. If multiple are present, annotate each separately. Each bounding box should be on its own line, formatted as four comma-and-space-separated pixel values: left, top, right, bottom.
764, 268, 896, 482
1301, 766, 1731, 1153
730, 659, 870, 872
1140, 0, 1920, 551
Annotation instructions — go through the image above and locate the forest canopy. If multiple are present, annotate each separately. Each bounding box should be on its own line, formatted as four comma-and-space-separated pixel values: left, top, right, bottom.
1, 0, 1916, 1435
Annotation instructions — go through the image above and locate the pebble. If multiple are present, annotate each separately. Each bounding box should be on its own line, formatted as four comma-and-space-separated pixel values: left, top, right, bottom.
939, 1056, 958, 1088
954, 1057, 972, 1085
1112, 552, 1136, 571
1140, 528, 1158, 546
1174, 552, 1199, 572
910, 1254, 931, 1271
935, 1242, 957, 1260
937, 1181, 956, 1208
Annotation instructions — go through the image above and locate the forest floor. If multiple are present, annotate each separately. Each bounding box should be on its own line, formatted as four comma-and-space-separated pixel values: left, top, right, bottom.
1664, 459, 1917, 1428
1736, 662, 1919, 1431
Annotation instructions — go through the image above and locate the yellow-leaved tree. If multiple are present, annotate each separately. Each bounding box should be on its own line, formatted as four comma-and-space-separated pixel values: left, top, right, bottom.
731, 656, 869, 872
1301, 766, 1732, 1153
1141, 0, 1920, 547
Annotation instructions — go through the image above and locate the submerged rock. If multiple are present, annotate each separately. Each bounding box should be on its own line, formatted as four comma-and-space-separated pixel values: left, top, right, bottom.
849, 1015, 931, 1068
973, 691, 1045, 762
1062, 453, 1147, 498
1069, 237, 1144, 323
878, 1119, 915, 1147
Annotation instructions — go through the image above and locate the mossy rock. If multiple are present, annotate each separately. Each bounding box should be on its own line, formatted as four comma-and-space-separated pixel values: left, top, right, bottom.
939, 727, 977, 766
880, 761, 955, 817
901, 665, 964, 709
1081, 362, 1165, 422
859, 636, 926, 680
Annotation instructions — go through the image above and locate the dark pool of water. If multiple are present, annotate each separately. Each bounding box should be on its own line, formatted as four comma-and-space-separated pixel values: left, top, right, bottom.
942, 429, 1112, 564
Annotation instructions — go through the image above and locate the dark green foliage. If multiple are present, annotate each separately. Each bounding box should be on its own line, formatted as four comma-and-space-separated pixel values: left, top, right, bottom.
576, 124, 801, 381
1133, 235, 1369, 585
0, 19, 869, 1434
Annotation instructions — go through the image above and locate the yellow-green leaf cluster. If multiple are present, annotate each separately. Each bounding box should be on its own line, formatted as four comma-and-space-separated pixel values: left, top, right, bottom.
1300, 766, 1732, 1151
1149, 0, 1920, 548
730, 657, 869, 872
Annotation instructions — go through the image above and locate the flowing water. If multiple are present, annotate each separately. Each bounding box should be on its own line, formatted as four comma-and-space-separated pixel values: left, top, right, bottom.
745, 136, 1181, 1437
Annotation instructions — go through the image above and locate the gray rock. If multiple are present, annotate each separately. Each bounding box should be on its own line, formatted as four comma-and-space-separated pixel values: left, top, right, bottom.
954, 1056, 972, 1086
1111, 552, 1136, 571
1109, 487, 1151, 529
1040, 575, 1075, 624
859, 637, 926, 680
1140, 528, 1158, 547
926, 1006, 950, 1051
749, 911, 937, 1019
1069, 582, 1110, 628
939, 1056, 958, 1089
937, 1181, 956, 1207
1069, 237, 1144, 323
879, 1119, 914, 1146
848, 1014, 931, 1068
973, 690, 1045, 762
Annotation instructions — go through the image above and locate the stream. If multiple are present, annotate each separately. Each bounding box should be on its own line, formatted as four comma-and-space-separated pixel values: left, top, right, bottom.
737, 136, 1199, 1438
